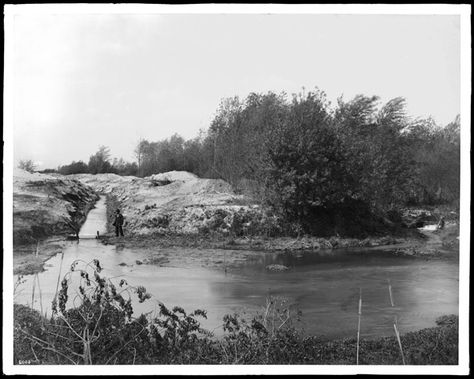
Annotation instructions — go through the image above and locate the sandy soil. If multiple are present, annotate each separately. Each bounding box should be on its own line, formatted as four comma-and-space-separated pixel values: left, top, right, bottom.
70, 171, 258, 235
13, 169, 98, 246
12, 169, 99, 275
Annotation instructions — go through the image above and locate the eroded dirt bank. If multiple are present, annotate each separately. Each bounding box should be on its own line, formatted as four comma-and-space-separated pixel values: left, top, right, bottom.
68, 170, 458, 262
70, 171, 441, 251
12, 169, 99, 274
71, 171, 261, 235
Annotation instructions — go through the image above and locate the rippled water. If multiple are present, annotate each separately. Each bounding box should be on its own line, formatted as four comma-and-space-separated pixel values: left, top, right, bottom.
14, 198, 459, 340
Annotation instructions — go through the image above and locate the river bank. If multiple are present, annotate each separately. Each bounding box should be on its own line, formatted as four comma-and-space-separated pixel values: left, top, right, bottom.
13, 239, 67, 276
96, 222, 458, 272
12, 187, 460, 365
12, 170, 459, 276
13, 169, 98, 246
13, 215, 459, 276
12, 169, 100, 276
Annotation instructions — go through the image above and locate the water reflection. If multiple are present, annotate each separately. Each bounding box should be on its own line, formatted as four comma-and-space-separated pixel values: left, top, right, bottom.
206, 253, 458, 339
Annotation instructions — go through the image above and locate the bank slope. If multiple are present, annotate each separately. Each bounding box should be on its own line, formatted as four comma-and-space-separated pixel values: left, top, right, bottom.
13, 169, 99, 246
71, 171, 259, 236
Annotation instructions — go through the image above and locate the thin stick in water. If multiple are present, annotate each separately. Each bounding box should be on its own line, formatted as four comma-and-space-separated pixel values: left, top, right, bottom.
36, 274, 44, 319
224, 251, 227, 274
31, 274, 36, 310
54, 252, 65, 303
357, 287, 362, 365
393, 319, 406, 365
388, 279, 394, 307
389, 281, 406, 365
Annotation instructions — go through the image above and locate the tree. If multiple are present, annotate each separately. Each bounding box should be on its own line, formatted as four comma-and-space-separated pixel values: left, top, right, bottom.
168, 133, 185, 170
333, 95, 415, 213
18, 159, 36, 173
88, 146, 112, 174
406, 115, 460, 205
58, 161, 89, 175
265, 90, 352, 232
134, 139, 148, 177
111, 157, 138, 176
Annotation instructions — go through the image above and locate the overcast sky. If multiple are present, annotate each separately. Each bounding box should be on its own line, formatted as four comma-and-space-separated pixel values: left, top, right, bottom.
9, 11, 460, 169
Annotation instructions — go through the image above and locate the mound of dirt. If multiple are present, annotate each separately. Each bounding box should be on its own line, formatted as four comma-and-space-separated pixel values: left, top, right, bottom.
148, 171, 198, 182
13, 169, 99, 245
71, 171, 260, 236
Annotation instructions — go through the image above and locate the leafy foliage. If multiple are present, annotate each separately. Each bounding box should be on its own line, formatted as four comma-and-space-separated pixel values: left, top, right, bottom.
18, 159, 37, 173
406, 115, 460, 205
57, 147, 138, 176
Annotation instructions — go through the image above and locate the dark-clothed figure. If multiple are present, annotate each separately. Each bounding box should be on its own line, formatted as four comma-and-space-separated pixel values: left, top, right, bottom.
437, 216, 445, 230
113, 209, 124, 237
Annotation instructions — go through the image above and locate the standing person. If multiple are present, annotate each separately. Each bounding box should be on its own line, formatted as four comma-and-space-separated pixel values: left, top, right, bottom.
437, 216, 445, 230
113, 209, 125, 237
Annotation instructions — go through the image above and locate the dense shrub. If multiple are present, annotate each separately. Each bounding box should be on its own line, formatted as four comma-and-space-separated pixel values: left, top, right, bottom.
130, 89, 459, 236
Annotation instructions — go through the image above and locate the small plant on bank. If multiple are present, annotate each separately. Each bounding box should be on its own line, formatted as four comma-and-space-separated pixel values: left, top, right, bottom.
14, 260, 214, 365
219, 297, 306, 364
16, 259, 156, 364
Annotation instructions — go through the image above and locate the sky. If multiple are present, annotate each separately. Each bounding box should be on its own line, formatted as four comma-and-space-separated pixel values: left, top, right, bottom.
8, 9, 461, 169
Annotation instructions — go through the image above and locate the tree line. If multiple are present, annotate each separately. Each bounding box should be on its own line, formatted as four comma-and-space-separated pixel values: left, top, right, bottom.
133, 89, 460, 234
32, 146, 138, 176
29, 88, 459, 235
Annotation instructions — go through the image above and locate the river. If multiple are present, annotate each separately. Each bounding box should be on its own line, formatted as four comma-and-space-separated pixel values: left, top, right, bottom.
14, 197, 459, 340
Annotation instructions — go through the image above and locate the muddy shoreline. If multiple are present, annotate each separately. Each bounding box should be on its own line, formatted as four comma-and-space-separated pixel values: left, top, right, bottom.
13, 239, 68, 276
102, 221, 458, 253
13, 221, 459, 276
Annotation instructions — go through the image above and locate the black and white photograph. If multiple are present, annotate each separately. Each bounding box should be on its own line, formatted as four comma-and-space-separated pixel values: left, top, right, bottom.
3, 3, 470, 375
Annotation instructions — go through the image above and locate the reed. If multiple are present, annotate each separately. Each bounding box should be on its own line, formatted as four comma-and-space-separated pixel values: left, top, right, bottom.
388, 279, 406, 365
356, 287, 362, 365
54, 252, 65, 302
387, 279, 394, 307
393, 316, 406, 365
31, 273, 36, 309
224, 251, 227, 274
36, 274, 44, 318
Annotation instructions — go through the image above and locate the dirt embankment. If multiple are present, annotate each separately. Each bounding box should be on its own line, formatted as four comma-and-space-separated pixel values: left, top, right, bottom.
69, 171, 459, 259
71, 171, 259, 236
13, 169, 99, 247
388, 222, 459, 259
